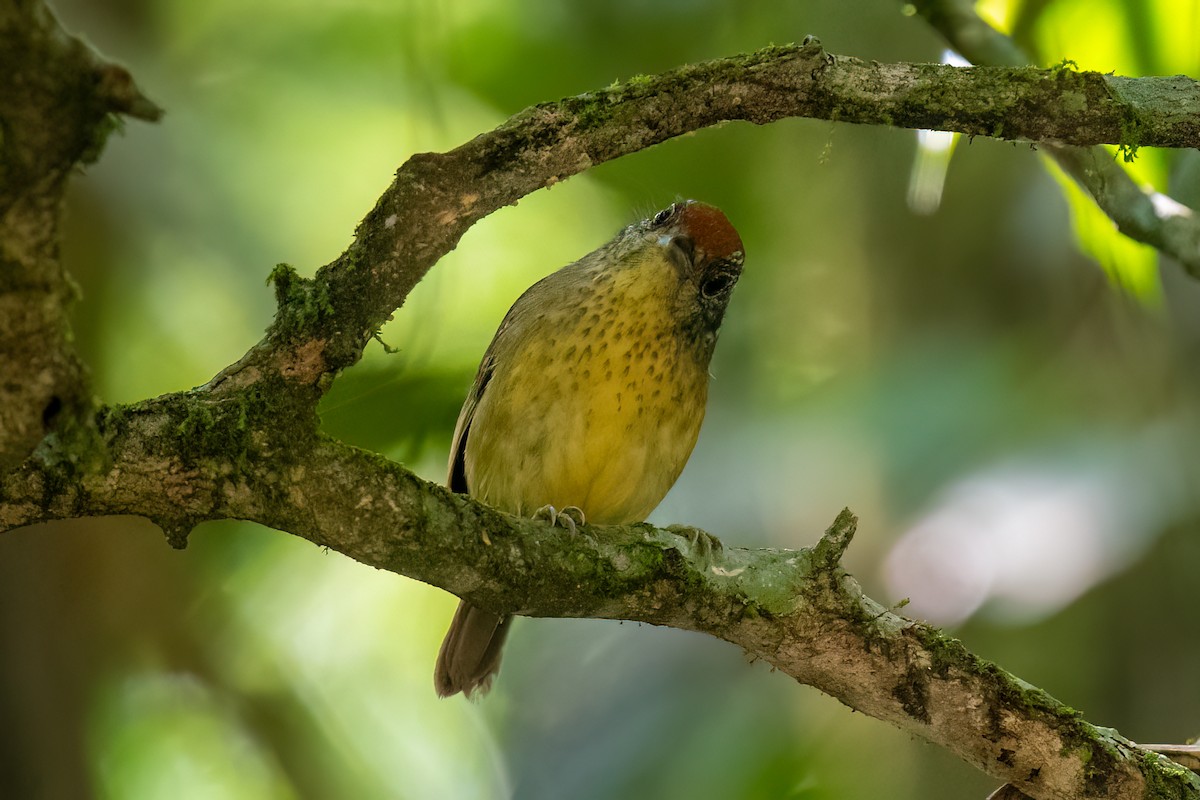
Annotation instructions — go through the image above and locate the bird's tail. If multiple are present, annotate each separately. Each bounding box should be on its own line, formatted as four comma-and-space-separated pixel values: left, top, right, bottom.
434, 601, 512, 698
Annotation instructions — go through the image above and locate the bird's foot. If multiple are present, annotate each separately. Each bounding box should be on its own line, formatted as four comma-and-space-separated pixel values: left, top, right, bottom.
666, 525, 724, 567
689, 529, 723, 562
533, 504, 587, 536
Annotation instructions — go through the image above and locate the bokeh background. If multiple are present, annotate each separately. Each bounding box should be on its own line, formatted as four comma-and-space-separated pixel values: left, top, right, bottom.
5, 0, 1200, 798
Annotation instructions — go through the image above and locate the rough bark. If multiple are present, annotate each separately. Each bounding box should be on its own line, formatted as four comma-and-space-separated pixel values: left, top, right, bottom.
3, 3, 1200, 799
0, 0, 160, 471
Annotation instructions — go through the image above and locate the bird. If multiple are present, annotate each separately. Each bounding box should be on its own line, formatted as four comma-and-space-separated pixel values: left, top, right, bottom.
434, 200, 744, 698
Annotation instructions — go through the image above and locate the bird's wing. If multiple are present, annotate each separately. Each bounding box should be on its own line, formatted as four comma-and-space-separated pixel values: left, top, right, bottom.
446, 351, 495, 493
444, 264, 583, 493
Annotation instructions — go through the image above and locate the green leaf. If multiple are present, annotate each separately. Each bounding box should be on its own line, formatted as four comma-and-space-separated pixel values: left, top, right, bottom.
1043, 156, 1161, 302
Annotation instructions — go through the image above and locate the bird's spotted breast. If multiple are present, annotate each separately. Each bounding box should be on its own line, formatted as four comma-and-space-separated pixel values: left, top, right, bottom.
465, 248, 708, 524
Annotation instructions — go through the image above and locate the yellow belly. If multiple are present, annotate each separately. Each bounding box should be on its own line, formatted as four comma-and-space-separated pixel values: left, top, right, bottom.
464, 270, 709, 524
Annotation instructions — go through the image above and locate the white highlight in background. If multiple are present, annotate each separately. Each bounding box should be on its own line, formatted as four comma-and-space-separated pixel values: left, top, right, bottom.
906, 50, 971, 215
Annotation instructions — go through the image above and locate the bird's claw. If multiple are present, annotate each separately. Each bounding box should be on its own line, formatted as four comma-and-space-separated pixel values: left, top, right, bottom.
533, 504, 587, 536
688, 529, 723, 562
666, 525, 724, 568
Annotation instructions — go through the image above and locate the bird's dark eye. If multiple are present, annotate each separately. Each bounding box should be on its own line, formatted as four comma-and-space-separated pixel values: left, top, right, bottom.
701, 273, 733, 298
652, 206, 674, 226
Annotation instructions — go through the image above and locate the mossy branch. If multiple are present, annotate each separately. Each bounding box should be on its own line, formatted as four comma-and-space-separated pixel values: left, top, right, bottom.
3, 415, 1197, 799
0, 1, 160, 471
212, 36, 1200, 396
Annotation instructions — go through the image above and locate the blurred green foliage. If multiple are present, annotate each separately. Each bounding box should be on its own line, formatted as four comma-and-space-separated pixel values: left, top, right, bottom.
4, 0, 1200, 798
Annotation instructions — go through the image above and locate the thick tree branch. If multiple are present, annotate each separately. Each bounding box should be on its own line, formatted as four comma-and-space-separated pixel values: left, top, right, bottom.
214, 37, 1200, 400
3, 424, 1196, 799
910, 0, 1200, 277
0, 0, 160, 471
5, 4, 1200, 798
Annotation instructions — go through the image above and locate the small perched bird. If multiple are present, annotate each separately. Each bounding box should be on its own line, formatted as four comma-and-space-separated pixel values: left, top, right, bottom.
434, 200, 745, 698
